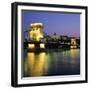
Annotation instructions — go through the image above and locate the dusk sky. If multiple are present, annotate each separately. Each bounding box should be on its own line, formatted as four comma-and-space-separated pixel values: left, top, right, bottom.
22, 10, 80, 37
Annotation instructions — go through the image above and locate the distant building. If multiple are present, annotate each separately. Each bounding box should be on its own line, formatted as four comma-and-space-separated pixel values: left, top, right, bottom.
51, 33, 60, 40
61, 35, 69, 40
70, 37, 77, 49
48, 33, 61, 42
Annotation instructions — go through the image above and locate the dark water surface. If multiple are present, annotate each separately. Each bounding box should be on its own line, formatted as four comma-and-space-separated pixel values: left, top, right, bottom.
23, 49, 80, 77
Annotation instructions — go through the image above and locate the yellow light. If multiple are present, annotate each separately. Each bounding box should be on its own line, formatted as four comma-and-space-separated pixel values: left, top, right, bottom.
27, 52, 46, 76
29, 22, 44, 42
40, 43, 45, 48
28, 44, 35, 48
74, 46, 77, 48
71, 46, 77, 49
71, 46, 74, 49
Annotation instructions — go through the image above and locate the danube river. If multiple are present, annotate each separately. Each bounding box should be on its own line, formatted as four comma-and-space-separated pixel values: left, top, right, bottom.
23, 49, 80, 77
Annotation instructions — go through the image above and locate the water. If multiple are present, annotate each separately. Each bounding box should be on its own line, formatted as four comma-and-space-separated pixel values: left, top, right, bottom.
23, 49, 80, 77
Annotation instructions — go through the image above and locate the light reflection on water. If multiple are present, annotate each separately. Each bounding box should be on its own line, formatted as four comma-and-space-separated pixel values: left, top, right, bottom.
23, 49, 80, 77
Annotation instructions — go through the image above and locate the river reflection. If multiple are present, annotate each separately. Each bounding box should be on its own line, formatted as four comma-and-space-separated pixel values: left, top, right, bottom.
23, 49, 80, 77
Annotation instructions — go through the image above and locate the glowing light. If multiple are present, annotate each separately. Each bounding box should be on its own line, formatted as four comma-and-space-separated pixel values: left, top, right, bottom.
30, 23, 43, 27
40, 43, 45, 48
28, 44, 35, 48
29, 22, 43, 42
70, 46, 77, 49
71, 38, 77, 49
27, 52, 35, 73
26, 52, 46, 76
70, 49, 79, 60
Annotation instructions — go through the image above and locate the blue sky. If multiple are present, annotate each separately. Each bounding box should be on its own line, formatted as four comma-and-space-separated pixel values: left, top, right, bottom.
22, 10, 80, 37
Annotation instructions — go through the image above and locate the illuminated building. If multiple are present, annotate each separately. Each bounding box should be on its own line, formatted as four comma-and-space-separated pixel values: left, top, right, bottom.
29, 23, 43, 42
70, 38, 77, 49
28, 23, 45, 51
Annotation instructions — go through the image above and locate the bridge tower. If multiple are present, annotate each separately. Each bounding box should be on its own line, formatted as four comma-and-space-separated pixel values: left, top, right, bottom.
28, 23, 45, 50
29, 23, 43, 42
70, 38, 77, 49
